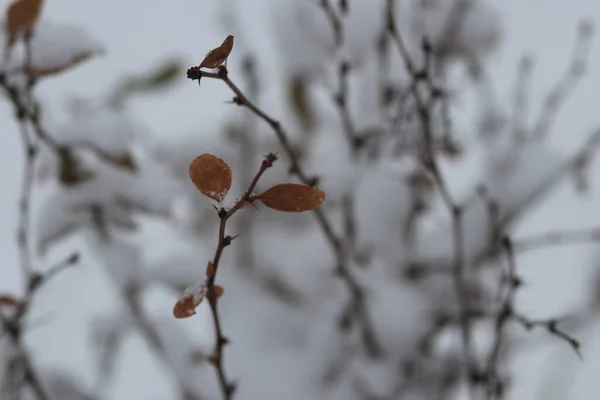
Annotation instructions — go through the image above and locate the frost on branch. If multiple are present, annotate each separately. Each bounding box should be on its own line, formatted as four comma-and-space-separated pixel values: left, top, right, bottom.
1, 19, 104, 78
35, 150, 176, 255
55, 108, 145, 161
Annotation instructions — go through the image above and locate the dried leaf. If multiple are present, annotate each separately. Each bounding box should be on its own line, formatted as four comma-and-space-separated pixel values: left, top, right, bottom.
173, 295, 197, 319
288, 74, 315, 131
257, 183, 326, 212
199, 35, 234, 69
102, 152, 138, 172
173, 292, 205, 319
5, 0, 43, 45
0, 294, 18, 307
206, 261, 215, 278
189, 154, 232, 202
58, 150, 94, 186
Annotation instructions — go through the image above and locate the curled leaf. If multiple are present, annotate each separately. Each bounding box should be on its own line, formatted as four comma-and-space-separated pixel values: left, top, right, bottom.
5, 0, 44, 45
257, 183, 326, 212
173, 285, 205, 319
199, 35, 234, 69
189, 154, 232, 202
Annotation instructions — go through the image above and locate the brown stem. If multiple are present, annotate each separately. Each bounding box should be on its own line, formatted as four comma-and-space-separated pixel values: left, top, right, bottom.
187, 66, 382, 358
204, 153, 277, 400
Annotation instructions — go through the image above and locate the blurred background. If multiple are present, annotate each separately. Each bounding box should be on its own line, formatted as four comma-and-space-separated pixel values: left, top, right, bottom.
1, 0, 600, 399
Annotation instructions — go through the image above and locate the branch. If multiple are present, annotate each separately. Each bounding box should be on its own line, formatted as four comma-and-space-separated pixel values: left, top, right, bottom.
187, 66, 382, 358
201, 153, 278, 400
531, 20, 595, 140
386, 4, 476, 390
513, 227, 600, 252
512, 313, 581, 359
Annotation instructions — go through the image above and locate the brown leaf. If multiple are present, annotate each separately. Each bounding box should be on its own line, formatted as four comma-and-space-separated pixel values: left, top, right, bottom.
257, 183, 326, 212
173, 293, 203, 319
205, 284, 224, 302
5, 0, 43, 45
58, 150, 94, 186
206, 261, 215, 279
288, 74, 315, 131
103, 152, 138, 172
0, 294, 18, 307
189, 154, 232, 202
199, 35, 234, 69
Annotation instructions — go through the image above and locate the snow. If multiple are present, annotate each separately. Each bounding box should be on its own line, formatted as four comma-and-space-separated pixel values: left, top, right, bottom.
1, 19, 104, 78
84, 231, 142, 290
55, 108, 145, 157
1, 0, 599, 399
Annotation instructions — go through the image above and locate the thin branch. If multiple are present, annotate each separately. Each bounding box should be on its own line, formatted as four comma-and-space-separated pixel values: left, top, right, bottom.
187, 66, 382, 358
318, 0, 343, 47
484, 237, 521, 399
387, 6, 477, 394
511, 54, 534, 141
89, 207, 205, 400
0, 32, 58, 400
317, 2, 363, 271
513, 227, 600, 252
203, 153, 278, 400
531, 20, 595, 140
511, 313, 581, 359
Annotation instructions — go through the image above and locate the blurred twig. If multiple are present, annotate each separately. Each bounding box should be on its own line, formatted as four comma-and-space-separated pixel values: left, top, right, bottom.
531, 20, 595, 140
386, 5, 477, 394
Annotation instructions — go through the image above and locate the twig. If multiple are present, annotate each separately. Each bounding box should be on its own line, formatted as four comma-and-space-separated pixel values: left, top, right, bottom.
511, 54, 534, 141
1, 252, 79, 400
187, 66, 382, 358
316, 2, 363, 269
318, 0, 343, 47
89, 206, 205, 400
484, 238, 521, 399
531, 20, 594, 140
386, 6, 478, 395
234, 56, 260, 272
0, 32, 58, 400
203, 153, 278, 400
511, 313, 581, 359
513, 227, 600, 252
